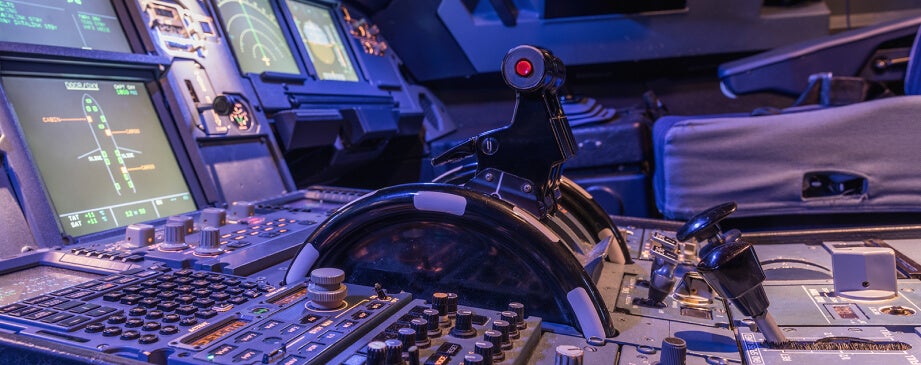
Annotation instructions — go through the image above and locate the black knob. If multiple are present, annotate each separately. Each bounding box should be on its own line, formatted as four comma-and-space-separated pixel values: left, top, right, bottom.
423, 308, 442, 336
384, 339, 403, 365
484, 330, 505, 361
410, 318, 430, 347
432, 292, 449, 316
697, 241, 768, 318
398, 327, 416, 350
451, 309, 477, 338
366, 341, 386, 365
474, 342, 495, 365
464, 354, 485, 365
212, 95, 234, 116
446, 293, 459, 317
660, 337, 687, 365
676, 202, 737, 242
508, 302, 526, 329
491, 320, 512, 349
500, 311, 520, 339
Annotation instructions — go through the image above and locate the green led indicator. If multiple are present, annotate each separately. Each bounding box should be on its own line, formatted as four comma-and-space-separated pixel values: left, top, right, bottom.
85, 106, 91, 112
98, 124, 105, 129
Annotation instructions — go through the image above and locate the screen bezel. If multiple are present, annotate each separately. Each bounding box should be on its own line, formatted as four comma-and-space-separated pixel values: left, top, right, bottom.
0, 61, 208, 244
206, 0, 390, 111
281, 0, 362, 83
0, 0, 152, 57
210, 0, 307, 77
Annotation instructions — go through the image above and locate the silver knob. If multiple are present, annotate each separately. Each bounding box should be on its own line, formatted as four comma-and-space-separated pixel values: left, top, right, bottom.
195, 227, 223, 256
159, 222, 188, 251
554, 345, 584, 365
307, 268, 347, 309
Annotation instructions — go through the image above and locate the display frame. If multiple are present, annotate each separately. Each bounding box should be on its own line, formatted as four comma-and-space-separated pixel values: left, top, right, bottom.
0, 60, 209, 245
280, 0, 362, 83
209, 0, 307, 78
204, 0, 390, 112
0, 0, 156, 58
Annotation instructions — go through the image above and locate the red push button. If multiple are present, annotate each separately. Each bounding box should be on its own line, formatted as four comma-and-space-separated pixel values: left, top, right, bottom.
515, 59, 532, 77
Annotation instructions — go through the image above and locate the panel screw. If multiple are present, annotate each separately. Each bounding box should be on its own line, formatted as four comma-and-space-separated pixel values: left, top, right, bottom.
521, 184, 532, 193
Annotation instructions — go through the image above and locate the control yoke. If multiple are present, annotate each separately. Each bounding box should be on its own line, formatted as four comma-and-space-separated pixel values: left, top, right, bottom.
433, 45, 577, 218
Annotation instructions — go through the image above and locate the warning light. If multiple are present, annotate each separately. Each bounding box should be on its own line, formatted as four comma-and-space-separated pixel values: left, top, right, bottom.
515, 59, 532, 77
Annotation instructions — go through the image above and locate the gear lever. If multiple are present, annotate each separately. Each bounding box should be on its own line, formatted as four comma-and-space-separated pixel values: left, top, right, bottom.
696, 240, 786, 345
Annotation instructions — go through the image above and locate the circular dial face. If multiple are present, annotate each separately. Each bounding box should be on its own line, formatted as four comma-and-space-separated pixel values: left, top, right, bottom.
216, 0, 300, 75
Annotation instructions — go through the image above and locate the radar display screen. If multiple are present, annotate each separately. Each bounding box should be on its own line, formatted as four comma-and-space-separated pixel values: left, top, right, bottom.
2, 76, 197, 237
0, 0, 131, 52
0, 266, 100, 306
286, 1, 358, 82
215, 0, 300, 75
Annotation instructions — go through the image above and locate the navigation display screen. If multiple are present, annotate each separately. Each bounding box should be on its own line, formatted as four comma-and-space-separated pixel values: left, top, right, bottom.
0, 0, 131, 52
2, 76, 197, 237
0, 266, 100, 306
215, 0, 300, 75
286, 1, 358, 82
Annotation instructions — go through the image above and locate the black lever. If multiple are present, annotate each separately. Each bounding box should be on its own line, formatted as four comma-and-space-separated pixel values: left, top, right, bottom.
433, 45, 576, 218
697, 241, 786, 345
676, 202, 740, 258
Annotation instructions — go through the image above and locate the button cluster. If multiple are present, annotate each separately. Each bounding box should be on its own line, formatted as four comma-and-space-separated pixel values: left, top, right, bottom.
355, 294, 529, 365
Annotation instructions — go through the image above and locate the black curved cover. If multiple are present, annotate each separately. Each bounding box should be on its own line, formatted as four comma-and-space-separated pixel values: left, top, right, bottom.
434, 163, 631, 263
288, 183, 615, 336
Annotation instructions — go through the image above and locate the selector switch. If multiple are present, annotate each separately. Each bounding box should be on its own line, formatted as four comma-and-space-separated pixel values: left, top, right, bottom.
483, 330, 505, 362
366, 341, 386, 365
398, 328, 416, 350
423, 309, 442, 337
124, 224, 155, 248
159, 221, 188, 251
410, 318, 430, 347
554, 345, 584, 365
384, 339, 403, 365
451, 309, 477, 338
508, 302, 526, 329
228, 201, 255, 221
492, 320, 512, 350
307, 268, 347, 310
473, 342, 495, 365
431, 292, 450, 326
194, 227, 223, 256
500, 311, 520, 339
199, 207, 226, 228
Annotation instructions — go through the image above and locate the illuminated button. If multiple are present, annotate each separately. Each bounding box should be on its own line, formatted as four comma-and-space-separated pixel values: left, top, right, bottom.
251, 307, 270, 315
515, 59, 533, 77
233, 349, 262, 362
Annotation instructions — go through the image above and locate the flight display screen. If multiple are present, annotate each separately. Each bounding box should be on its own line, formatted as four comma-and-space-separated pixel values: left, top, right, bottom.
0, 266, 100, 306
286, 1, 359, 82
0, 0, 131, 52
2, 76, 197, 237
215, 0, 300, 75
